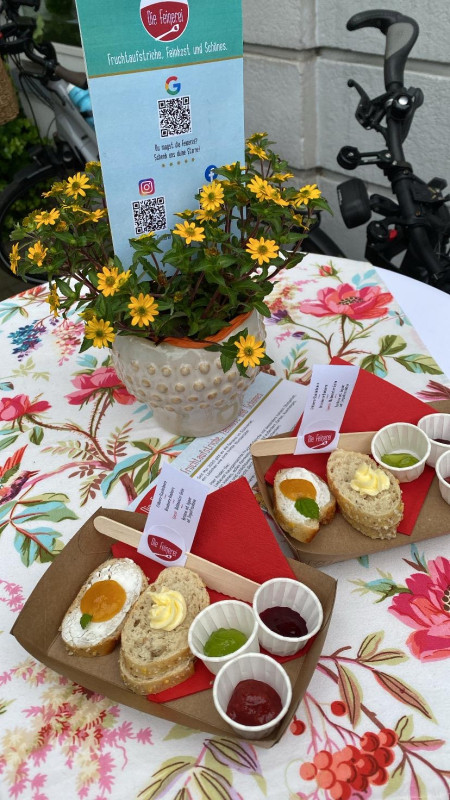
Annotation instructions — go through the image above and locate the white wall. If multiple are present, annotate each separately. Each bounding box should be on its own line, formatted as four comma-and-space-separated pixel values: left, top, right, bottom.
243, 0, 450, 261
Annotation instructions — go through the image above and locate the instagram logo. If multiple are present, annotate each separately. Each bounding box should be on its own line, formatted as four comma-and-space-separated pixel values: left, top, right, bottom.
139, 178, 155, 196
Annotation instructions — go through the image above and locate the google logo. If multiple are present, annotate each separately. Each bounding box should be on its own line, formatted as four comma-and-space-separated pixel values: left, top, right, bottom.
165, 75, 181, 95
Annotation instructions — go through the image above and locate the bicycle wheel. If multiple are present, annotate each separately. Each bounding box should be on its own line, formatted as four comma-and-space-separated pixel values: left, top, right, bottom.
0, 161, 72, 284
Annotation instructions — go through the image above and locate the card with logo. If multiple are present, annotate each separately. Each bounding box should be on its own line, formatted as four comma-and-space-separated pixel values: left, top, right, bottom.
294, 364, 359, 455
138, 462, 210, 566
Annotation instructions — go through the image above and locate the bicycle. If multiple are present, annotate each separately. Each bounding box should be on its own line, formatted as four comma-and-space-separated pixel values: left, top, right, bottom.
0, 0, 97, 281
332, 9, 450, 292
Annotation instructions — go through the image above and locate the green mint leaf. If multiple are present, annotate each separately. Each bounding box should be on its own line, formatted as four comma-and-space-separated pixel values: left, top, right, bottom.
294, 498, 320, 519
80, 613, 93, 629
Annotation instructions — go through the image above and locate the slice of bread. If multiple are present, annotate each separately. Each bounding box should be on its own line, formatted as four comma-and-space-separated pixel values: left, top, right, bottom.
273, 467, 336, 543
120, 566, 210, 682
60, 558, 148, 657
119, 650, 195, 695
326, 449, 403, 539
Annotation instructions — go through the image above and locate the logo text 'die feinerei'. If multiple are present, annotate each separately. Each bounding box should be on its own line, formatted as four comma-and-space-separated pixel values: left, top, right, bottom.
304, 430, 336, 450
147, 533, 182, 561
140, 0, 189, 42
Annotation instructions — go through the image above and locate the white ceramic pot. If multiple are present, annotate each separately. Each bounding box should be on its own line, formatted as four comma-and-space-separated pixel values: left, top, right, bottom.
111, 310, 265, 437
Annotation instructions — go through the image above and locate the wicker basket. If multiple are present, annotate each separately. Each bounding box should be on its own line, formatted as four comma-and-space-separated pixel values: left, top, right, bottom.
0, 58, 19, 125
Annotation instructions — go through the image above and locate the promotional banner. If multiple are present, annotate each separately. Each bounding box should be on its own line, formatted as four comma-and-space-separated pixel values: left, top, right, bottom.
74, 0, 244, 267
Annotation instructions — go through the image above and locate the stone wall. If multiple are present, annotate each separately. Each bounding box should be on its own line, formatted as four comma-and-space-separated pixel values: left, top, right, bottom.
243, 0, 450, 260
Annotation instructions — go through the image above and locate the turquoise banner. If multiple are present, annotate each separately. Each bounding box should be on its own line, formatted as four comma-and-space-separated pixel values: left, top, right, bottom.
75, 0, 244, 267
75, 0, 243, 76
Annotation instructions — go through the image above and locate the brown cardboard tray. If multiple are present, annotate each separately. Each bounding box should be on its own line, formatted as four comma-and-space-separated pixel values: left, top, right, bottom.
251, 408, 450, 567
11, 507, 337, 748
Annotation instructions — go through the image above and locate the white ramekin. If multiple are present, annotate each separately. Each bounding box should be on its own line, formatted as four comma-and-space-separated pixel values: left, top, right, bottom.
188, 599, 259, 675
417, 413, 450, 468
212, 652, 292, 740
252, 577, 323, 656
435, 450, 450, 505
371, 422, 430, 482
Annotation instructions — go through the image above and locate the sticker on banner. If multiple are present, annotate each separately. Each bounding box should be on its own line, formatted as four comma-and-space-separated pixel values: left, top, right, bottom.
294, 364, 359, 455
138, 462, 210, 566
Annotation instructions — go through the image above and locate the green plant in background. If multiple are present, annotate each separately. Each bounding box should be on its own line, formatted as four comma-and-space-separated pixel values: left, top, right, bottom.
0, 113, 42, 191
10, 134, 330, 375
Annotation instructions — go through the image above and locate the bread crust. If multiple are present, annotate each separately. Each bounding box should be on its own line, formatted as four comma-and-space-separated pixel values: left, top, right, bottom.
119, 651, 195, 695
327, 449, 403, 539
273, 468, 336, 543
60, 558, 148, 658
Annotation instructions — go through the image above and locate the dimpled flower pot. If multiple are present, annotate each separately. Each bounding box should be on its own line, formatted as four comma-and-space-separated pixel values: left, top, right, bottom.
111, 310, 265, 437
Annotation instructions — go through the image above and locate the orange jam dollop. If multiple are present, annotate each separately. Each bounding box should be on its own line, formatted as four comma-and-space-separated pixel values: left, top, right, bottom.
279, 478, 317, 501
80, 580, 126, 622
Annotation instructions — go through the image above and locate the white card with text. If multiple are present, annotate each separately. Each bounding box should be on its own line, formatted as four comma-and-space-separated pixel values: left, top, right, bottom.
137, 462, 210, 567
294, 364, 359, 454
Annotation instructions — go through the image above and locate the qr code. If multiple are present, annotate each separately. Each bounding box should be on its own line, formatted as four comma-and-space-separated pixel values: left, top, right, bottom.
158, 95, 191, 138
132, 196, 167, 236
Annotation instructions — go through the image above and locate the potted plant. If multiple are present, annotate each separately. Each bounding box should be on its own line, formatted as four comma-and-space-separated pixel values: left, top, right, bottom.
10, 133, 329, 436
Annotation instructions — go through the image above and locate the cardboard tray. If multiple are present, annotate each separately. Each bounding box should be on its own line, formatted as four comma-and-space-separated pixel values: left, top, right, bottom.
11, 507, 337, 748
251, 409, 450, 567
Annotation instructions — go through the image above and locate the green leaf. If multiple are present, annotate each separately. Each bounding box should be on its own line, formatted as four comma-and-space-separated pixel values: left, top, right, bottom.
220, 352, 235, 373
374, 673, 435, 720
379, 334, 407, 356
360, 354, 388, 378
383, 759, 405, 797
0, 434, 19, 452
137, 757, 195, 800
357, 631, 384, 661
336, 663, 362, 726
394, 354, 443, 375
363, 649, 409, 665
80, 613, 92, 629
395, 714, 414, 741
29, 425, 44, 445
163, 724, 196, 741
294, 497, 320, 520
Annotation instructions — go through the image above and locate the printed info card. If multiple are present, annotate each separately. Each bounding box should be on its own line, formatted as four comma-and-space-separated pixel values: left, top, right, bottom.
138, 462, 210, 566
294, 364, 359, 455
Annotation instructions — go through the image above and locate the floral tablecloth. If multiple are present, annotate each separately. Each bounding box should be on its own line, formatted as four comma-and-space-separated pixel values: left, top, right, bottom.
1, 254, 449, 800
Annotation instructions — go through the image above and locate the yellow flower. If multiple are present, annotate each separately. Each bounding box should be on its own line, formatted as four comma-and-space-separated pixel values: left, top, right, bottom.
137, 232, 154, 240
84, 317, 115, 348
247, 175, 275, 201
247, 132, 267, 141
80, 308, 96, 321
173, 220, 205, 244
234, 334, 266, 369
65, 172, 92, 198
27, 241, 48, 266
199, 181, 224, 211
174, 209, 194, 218
247, 142, 269, 160
246, 236, 279, 266
34, 208, 60, 228
10, 243, 20, 274
97, 265, 120, 296
85, 160, 101, 169
293, 183, 321, 206
271, 190, 289, 207
272, 172, 294, 181
41, 181, 66, 198
46, 284, 60, 317
173, 292, 184, 302
117, 269, 131, 286
128, 293, 159, 327
56, 220, 68, 231
79, 208, 107, 224
194, 208, 217, 223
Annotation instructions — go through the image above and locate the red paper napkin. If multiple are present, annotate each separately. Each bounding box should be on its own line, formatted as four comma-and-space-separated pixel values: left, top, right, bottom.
111, 477, 309, 702
264, 358, 436, 535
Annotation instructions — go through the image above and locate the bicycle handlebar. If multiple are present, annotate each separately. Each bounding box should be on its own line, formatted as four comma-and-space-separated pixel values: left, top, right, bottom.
347, 9, 419, 91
